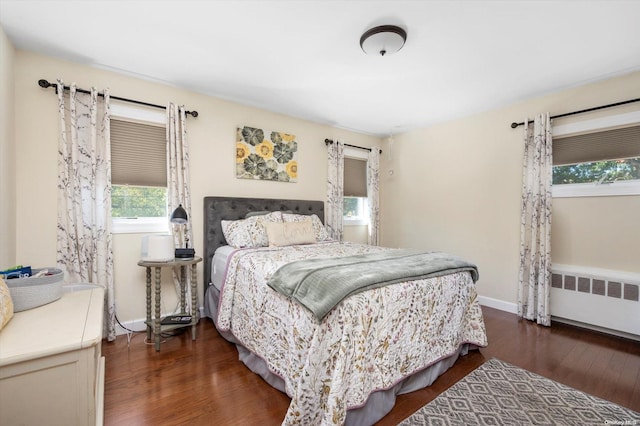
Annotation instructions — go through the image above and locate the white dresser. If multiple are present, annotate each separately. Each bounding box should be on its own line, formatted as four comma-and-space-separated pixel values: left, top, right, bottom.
0, 287, 105, 426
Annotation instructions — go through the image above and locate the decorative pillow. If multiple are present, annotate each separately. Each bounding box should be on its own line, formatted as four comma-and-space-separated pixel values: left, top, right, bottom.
282, 213, 331, 241
0, 277, 14, 331
264, 220, 316, 247
245, 211, 271, 218
245, 210, 292, 218
222, 211, 283, 248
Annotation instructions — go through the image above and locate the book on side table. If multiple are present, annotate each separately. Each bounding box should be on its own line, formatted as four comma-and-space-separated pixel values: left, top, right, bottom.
161, 315, 192, 325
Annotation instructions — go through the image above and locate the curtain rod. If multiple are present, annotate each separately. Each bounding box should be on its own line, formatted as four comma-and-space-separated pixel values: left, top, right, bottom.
324, 138, 382, 154
37, 79, 199, 118
510, 97, 640, 129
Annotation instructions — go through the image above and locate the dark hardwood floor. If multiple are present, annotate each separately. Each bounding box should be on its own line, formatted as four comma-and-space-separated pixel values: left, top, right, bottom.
103, 306, 640, 425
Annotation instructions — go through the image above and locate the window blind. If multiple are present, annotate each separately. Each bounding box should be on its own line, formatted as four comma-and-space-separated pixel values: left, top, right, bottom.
111, 119, 167, 187
553, 125, 640, 166
344, 158, 367, 197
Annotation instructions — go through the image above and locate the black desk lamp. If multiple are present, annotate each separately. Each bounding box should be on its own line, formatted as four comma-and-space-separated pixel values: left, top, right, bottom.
170, 204, 195, 259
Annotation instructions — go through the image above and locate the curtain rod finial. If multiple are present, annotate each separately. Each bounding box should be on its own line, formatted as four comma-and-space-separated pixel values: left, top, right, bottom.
38, 79, 52, 89
510, 122, 519, 129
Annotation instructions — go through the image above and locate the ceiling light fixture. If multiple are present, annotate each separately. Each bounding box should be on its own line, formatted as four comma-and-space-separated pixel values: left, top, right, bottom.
360, 25, 407, 57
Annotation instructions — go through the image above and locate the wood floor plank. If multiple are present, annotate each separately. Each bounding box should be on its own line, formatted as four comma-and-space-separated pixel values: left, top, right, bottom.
102, 306, 640, 425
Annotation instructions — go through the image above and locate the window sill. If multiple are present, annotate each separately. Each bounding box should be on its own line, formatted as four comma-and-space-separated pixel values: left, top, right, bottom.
552, 180, 640, 198
112, 218, 169, 234
343, 218, 368, 226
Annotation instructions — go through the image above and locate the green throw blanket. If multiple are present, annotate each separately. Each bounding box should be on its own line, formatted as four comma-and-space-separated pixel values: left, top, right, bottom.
267, 250, 479, 321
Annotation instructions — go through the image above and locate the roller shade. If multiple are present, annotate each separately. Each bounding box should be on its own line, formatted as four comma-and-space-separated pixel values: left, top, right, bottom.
553, 125, 640, 166
344, 158, 367, 197
111, 119, 167, 187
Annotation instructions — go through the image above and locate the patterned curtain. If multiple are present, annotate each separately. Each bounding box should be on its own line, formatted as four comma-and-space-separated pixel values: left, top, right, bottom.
518, 112, 553, 326
367, 148, 380, 246
326, 140, 344, 241
167, 103, 193, 310
56, 81, 116, 340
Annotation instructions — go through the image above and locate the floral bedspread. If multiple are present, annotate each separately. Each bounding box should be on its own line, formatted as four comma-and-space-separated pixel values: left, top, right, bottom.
216, 242, 488, 425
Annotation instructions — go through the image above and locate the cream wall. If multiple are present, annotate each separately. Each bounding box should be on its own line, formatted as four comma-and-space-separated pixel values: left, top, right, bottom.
343, 225, 368, 244
552, 196, 640, 270
12, 51, 380, 325
380, 71, 640, 306
0, 25, 16, 267
8, 47, 639, 324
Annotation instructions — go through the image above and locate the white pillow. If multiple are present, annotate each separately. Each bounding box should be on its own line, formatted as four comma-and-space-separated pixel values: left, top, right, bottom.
282, 213, 331, 241
264, 220, 316, 247
221, 211, 283, 248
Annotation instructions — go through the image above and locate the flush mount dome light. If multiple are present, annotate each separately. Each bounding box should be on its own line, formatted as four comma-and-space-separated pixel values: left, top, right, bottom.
360, 25, 407, 56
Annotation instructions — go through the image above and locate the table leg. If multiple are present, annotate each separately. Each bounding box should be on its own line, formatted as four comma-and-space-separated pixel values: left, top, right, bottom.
180, 265, 186, 313
154, 266, 162, 351
191, 263, 197, 340
145, 267, 152, 342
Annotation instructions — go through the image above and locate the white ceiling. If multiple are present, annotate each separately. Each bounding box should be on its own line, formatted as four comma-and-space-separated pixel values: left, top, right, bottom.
2, 0, 640, 136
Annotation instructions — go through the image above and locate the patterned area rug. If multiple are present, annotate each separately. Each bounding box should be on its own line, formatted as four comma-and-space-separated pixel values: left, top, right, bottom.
400, 358, 640, 426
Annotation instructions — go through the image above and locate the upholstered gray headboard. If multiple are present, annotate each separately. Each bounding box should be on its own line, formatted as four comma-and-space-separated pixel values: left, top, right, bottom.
202, 196, 325, 297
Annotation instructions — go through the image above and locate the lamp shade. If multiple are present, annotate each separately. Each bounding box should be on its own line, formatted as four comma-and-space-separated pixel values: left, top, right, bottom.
360, 25, 407, 56
170, 204, 188, 224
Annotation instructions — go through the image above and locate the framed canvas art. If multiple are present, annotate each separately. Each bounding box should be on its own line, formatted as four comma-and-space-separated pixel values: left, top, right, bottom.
236, 126, 298, 182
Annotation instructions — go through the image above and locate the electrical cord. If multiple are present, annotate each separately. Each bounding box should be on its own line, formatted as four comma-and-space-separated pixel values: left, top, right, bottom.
115, 313, 144, 334
115, 310, 186, 347
114, 283, 190, 346
115, 313, 144, 346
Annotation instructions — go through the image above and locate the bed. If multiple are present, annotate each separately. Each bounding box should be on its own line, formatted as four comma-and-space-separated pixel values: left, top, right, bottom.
202, 196, 487, 425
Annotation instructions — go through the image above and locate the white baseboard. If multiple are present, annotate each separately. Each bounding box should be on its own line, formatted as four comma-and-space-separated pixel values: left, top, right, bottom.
477, 295, 640, 341
552, 316, 640, 342
115, 318, 147, 335
114, 302, 639, 342
115, 307, 206, 336
117, 300, 518, 336
478, 295, 518, 314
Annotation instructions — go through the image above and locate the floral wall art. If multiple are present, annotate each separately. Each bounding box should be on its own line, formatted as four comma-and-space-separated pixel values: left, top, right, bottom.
236, 126, 298, 182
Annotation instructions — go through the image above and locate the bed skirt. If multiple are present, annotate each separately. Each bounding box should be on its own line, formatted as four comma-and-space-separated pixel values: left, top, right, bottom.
204, 286, 476, 426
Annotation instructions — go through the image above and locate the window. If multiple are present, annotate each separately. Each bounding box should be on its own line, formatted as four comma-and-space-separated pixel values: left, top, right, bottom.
111, 186, 167, 217
344, 196, 367, 222
552, 119, 640, 198
110, 104, 168, 233
343, 154, 368, 225
553, 158, 640, 185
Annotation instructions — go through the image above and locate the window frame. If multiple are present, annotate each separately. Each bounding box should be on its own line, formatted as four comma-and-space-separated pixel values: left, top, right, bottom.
110, 103, 169, 234
111, 216, 169, 234
552, 179, 640, 198
343, 146, 370, 226
551, 111, 640, 198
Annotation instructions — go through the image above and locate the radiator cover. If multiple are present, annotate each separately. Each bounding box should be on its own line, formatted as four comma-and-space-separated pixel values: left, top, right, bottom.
550, 264, 640, 338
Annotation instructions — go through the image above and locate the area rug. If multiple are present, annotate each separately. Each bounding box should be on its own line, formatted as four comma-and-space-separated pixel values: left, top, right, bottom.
399, 358, 640, 425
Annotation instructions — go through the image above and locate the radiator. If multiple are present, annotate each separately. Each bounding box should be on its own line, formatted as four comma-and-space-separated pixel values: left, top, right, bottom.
550, 264, 640, 338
